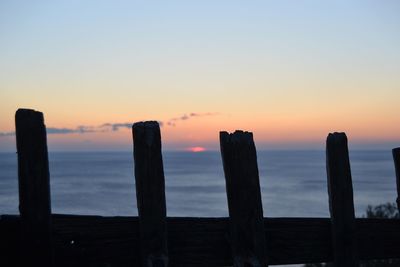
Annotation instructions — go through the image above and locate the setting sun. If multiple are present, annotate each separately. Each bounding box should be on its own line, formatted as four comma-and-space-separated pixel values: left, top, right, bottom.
187, 146, 206, 153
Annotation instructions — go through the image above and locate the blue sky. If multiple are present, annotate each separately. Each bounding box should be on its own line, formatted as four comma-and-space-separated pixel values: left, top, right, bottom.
1, 1, 399, 151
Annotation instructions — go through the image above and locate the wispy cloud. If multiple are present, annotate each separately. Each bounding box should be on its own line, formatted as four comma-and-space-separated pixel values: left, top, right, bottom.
166, 112, 218, 127
0, 131, 14, 137
47, 126, 99, 134
0, 112, 216, 136
99, 123, 132, 132
0, 122, 135, 136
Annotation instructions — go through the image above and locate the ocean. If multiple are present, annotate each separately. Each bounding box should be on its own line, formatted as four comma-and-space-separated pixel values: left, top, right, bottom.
0, 150, 397, 218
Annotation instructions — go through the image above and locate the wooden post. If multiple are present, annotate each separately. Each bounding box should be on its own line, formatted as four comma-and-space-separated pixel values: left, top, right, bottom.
326, 132, 358, 267
393, 148, 400, 210
133, 121, 168, 267
15, 108, 53, 267
220, 130, 267, 267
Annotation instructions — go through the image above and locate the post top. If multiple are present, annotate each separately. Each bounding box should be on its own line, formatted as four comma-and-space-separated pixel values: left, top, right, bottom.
327, 132, 348, 144
132, 121, 161, 146
220, 130, 253, 144
15, 109, 44, 125
133, 121, 160, 130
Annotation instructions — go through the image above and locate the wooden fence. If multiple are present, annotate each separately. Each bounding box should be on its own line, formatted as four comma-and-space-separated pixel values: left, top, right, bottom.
1, 108, 400, 267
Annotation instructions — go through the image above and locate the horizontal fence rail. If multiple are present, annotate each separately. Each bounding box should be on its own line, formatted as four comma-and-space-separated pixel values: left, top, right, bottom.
1, 108, 400, 267
2, 215, 400, 266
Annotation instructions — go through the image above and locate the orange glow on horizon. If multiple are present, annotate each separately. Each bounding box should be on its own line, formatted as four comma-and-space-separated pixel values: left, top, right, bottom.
187, 146, 206, 152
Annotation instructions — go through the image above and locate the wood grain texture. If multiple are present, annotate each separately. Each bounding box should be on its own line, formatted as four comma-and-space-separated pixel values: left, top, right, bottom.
133, 121, 168, 267
220, 130, 267, 267
326, 132, 358, 267
15, 108, 53, 267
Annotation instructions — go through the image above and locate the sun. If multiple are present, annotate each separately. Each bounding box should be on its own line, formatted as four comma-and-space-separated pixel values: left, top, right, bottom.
187, 146, 206, 153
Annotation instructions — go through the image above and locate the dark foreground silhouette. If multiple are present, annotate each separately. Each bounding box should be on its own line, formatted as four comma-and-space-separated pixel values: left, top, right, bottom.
304, 203, 400, 267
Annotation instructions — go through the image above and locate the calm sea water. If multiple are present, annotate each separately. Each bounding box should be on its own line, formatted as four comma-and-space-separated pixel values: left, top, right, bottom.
0, 150, 397, 217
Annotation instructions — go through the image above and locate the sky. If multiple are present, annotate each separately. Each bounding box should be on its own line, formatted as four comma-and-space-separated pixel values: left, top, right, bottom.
0, 0, 399, 151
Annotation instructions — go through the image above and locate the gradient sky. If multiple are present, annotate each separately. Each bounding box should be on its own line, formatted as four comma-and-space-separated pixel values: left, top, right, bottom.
1, 0, 399, 151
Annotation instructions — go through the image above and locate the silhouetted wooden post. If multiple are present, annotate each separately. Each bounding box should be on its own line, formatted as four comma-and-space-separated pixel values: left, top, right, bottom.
326, 132, 358, 267
15, 108, 53, 267
133, 121, 168, 267
393, 148, 400, 210
220, 130, 267, 267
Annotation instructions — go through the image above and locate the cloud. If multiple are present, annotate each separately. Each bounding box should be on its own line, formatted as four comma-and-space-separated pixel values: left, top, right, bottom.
0, 122, 136, 137
47, 128, 78, 134
0, 113, 212, 136
100, 123, 132, 132
46, 126, 99, 134
0, 131, 14, 137
101, 121, 164, 130
190, 112, 218, 117
166, 112, 219, 127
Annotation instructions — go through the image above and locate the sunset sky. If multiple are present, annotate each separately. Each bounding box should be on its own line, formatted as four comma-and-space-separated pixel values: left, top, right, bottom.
0, 1, 399, 151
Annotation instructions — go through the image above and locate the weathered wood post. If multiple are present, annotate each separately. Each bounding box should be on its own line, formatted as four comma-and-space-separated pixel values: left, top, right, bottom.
220, 130, 267, 267
393, 148, 400, 210
15, 108, 53, 267
133, 121, 168, 267
326, 132, 358, 267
